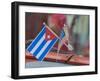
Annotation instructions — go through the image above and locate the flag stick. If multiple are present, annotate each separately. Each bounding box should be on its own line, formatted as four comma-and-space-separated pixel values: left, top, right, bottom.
44, 23, 73, 51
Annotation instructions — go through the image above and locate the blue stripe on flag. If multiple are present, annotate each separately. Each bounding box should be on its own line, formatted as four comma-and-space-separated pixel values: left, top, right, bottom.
60, 30, 65, 39
33, 40, 47, 56
27, 26, 45, 52
38, 38, 58, 61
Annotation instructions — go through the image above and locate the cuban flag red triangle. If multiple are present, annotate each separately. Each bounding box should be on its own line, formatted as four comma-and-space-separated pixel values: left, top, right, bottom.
45, 27, 56, 41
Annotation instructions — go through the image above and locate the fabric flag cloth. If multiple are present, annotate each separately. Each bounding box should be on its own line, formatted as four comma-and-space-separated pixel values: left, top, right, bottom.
27, 24, 58, 61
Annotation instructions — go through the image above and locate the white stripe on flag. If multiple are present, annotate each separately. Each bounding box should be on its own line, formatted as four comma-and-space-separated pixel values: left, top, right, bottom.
30, 34, 45, 54
36, 40, 52, 59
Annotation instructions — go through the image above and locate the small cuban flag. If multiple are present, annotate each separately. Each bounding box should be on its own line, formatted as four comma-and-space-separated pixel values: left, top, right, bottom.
27, 23, 58, 61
